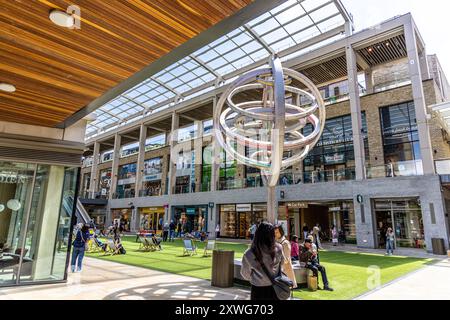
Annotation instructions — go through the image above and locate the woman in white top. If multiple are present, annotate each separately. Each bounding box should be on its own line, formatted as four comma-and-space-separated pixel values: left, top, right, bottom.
274, 224, 297, 289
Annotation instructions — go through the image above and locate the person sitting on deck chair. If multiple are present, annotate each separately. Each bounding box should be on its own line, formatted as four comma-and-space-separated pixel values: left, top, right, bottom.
300, 238, 333, 291
152, 234, 162, 250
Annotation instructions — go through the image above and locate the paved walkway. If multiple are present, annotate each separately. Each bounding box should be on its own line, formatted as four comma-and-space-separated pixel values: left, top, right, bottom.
357, 258, 450, 300
0, 257, 249, 300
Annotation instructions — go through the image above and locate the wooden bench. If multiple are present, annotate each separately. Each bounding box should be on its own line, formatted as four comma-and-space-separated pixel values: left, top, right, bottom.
233, 259, 309, 286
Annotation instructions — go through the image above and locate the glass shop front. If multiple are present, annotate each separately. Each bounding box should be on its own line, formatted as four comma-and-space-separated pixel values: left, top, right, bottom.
0, 160, 78, 287
218, 203, 267, 239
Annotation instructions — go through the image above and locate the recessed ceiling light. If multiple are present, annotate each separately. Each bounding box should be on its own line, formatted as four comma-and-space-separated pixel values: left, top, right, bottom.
49, 9, 75, 28
0, 83, 16, 93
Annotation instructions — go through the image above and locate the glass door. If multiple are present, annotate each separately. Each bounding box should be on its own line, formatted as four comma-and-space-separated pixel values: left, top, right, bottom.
238, 212, 251, 239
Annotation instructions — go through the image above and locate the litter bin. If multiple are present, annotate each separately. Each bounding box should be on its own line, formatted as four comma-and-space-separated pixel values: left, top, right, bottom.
211, 250, 234, 288
431, 238, 446, 255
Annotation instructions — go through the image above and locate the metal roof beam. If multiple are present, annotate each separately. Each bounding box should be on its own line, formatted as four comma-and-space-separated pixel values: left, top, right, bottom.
244, 25, 275, 55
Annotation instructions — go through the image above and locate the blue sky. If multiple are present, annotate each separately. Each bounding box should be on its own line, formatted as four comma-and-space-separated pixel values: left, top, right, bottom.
341, 0, 450, 75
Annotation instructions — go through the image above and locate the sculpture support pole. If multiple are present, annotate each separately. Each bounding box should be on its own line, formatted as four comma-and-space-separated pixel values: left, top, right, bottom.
267, 185, 277, 224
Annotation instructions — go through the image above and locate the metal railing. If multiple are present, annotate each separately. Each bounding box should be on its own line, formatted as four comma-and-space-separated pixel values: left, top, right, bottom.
80, 191, 109, 200
113, 190, 135, 199
366, 160, 423, 179
138, 188, 163, 197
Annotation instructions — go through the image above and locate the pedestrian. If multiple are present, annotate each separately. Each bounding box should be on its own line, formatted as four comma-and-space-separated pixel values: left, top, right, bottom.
240, 222, 286, 300
290, 235, 299, 261
215, 224, 220, 239
169, 220, 176, 242
386, 227, 395, 255
71, 224, 90, 273
331, 225, 338, 246
274, 224, 297, 289
249, 223, 257, 240
163, 222, 169, 242
302, 223, 309, 240
177, 219, 182, 237
313, 223, 323, 249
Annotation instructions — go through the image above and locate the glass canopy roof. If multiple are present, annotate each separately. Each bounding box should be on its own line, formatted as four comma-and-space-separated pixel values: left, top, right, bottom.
86, 0, 350, 139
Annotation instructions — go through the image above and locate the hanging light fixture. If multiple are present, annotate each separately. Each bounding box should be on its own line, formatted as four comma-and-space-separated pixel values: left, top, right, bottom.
49, 9, 75, 28
0, 83, 16, 93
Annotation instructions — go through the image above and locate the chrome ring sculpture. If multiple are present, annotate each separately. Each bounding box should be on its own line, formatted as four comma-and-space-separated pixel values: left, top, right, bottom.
214, 56, 326, 222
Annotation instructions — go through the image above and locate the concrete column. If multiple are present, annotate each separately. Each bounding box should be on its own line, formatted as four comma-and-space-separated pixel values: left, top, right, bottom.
354, 197, 376, 249
211, 97, 220, 192
194, 120, 203, 192
404, 21, 435, 175
110, 133, 122, 200
364, 69, 374, 94
168, 112, 179, 195
346, 45, 366, 180
89, 141, 100, 198
135, 124, 147, 198
294, 209, 300, 237
419, 48, 430, 80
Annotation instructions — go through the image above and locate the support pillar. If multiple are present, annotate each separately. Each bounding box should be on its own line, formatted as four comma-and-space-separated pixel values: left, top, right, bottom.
168, 112, 179, 195
364, 69, 374, 94
194, 120, 203, 192
110, 133, 121, 200
135, 124, 147, 198
346, 45, 366, 180
89, 141, 100, 198
404, 20, 435, 175
211, 97, 220, 192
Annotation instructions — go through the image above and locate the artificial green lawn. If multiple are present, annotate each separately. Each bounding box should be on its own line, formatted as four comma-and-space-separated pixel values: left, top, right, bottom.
87, 236, 434, 300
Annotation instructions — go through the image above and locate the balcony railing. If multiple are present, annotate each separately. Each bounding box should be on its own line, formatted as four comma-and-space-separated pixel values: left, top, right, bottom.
138, 188, 163, 197
173, 185, 191, 194
113, 190, 135, 199
366, 160, 423, 179
80, 191, 110, 200
435, 159, 450, 184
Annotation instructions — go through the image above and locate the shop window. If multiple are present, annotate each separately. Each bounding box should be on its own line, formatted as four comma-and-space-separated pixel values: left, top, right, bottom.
145, 134, 166, 151
98, 168, 112, 198
142, 157, 162, 196
116, 163, 136, 198
380, 101, 420, 165
303, 113, 369, 175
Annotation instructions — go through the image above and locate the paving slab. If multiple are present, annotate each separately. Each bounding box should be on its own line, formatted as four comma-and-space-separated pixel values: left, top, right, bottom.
0, 257, 250, 300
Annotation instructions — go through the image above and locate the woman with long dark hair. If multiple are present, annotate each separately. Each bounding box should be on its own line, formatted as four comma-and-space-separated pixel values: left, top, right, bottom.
240, 222, 284, 300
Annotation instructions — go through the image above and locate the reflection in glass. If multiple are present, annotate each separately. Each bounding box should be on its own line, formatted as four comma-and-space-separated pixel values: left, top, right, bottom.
0, 162, 35, 286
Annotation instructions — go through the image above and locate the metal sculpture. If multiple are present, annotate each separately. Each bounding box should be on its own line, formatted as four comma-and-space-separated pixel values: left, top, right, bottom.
214, 56, 326, 223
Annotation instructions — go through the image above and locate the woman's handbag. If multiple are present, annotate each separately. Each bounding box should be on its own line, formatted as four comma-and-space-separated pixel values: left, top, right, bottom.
253, 249, 293, 300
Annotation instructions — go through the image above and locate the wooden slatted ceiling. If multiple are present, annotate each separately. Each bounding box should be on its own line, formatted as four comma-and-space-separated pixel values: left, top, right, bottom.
357, 35, 407, 67
0, 0, 252, 127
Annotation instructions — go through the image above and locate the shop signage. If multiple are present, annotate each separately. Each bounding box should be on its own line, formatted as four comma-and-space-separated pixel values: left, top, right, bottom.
208, 202, 214, 208
356, 195, 363, 204
143, 174, 162, 182
286, 202, 309, 209
118, 177, 136, 185
329, 206, 341, 212
0, 173, 27, 184
141, 207, 165, 214
236, 204, 252, 212
186, 208, 196, 215
324, 154, 345, 164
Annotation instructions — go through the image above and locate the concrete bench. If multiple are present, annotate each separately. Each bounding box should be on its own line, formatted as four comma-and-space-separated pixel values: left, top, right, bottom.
234, 259, 309, 285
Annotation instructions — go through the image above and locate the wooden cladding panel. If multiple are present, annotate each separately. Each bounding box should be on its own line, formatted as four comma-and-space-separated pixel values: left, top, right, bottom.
0, 0, 252, 127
